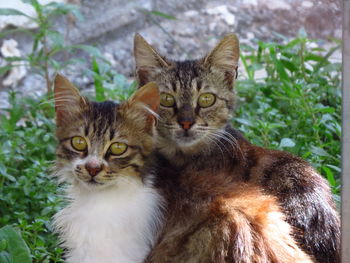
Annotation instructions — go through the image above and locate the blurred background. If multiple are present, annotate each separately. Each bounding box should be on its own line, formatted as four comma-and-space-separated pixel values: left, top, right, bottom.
0, 0, 341, 103
0, 0, 342, 262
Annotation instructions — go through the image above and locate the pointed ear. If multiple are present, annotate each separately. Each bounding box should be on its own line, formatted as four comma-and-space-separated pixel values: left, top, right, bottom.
54, 74, 87, 126
130, 81, 160, 113
134, 33, 170, 86
203, 34, 240, 83
126, 82, 160, 132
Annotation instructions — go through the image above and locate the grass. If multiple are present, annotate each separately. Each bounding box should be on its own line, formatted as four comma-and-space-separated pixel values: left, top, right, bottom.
0, 35, 341, 261
234, 35, 341, 196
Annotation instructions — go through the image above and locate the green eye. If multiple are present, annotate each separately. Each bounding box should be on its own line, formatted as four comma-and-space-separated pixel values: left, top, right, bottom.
109, 142, 128, 156
198, 93, 216, 108
71, 136, 87, 151
160, 93, 175, 107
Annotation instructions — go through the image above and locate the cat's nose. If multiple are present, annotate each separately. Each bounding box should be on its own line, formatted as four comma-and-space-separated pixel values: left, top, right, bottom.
85, 161, 103, 177
180, 121, 194, 131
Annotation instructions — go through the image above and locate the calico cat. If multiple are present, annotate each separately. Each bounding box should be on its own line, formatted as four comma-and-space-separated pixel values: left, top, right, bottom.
52, 74, 163, 263
134, 34, 340, 263
143, 161, 314, 262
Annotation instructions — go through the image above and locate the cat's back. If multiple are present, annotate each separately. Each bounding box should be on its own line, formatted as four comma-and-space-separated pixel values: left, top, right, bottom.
242, 141, 334, 205
147, 182, 313, 263
236, 130, 340, 262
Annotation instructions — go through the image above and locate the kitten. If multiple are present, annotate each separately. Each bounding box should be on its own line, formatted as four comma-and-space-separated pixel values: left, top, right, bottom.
134, 34, 340, 263
52, 74, 163, 263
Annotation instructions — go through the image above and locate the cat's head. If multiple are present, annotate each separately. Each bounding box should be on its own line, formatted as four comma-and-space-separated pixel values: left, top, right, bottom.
53, 74, 159, 189
134, 34, 239, 155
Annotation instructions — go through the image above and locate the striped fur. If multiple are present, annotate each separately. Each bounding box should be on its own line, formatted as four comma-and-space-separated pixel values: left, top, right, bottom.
134, 34, 340, 263
52, 75, 164, 263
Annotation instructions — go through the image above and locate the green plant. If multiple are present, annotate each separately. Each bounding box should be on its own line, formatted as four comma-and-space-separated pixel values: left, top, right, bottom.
0, 0, 102, 94
88, 57, 137, 102
0, 92, 63, 262
0, 26, 342, 261
235, 32, 341, 196
0, 225, 31, 263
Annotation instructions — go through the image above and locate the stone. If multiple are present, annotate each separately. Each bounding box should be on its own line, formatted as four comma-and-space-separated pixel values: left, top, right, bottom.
263, 0, 291, 10
205, 5, 235, 25
301, 1, 314, 8
0, 39, 27, 87
184, 10, 199, 17
0, 0, 67, 31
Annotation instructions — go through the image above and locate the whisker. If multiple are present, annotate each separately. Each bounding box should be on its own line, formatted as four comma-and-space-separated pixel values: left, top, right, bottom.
204, 133, 225, 161
198, 128, 237, 156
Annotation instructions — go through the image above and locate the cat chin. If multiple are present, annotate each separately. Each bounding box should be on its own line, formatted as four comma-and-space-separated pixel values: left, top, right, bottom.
172, 136, 208, 156
74, 175, 144, 191
73, 178, 117, 191
175, 137, 202, 148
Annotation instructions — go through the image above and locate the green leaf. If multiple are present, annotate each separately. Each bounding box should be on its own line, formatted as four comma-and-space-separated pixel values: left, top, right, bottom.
0, 8, 32, 19
235, 118, 253, 127
0, 251, 11, 263
0, 226, 31, 263
322, 166, 336, 187
27, 0, 42, 16
326, 164, 341, 173
0, 66, 12, 77
311, 146, 331, 157
0, 239, 7, 251
0, 28, 33, 38
269, 47, 290, 82
92, 57, 105, 102
279, 138, 296, 148
45, 2, 84, 21
285, 38, 302, 49
313, 44, 341, 73
304, 54, 324, 62
149, 10, 177, 20
280, 59, 298, 72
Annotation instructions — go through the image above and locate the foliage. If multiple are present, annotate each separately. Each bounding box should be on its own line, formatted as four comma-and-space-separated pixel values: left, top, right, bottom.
87, 57, 137, 102
0, 225, 31, 263
0, 0, 103, 93
0, 93, 63, 262
0, 4, 342, 259
235, 32, 341, 196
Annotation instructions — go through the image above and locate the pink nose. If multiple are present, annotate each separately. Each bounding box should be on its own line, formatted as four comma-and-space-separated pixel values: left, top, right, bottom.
180, 121, 193, 130
85, 161, 103, 177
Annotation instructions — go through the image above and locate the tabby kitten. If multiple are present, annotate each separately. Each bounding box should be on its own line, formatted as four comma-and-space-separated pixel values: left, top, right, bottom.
134, 34, 340, 263
52, 74, 163, 263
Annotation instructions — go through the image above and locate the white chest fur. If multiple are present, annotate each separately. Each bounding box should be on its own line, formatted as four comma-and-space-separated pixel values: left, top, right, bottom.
53, 176, 163, 263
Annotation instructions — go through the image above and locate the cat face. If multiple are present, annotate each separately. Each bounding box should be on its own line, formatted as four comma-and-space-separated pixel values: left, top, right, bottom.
53, 74, 159, 189
134, 34, 239, 154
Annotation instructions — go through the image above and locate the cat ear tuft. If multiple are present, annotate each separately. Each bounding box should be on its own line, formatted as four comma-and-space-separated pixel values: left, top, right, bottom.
131, 81, 160, 113
54, 74, 86, 125
134, 33, 170, 86
203, 34, 240, 74
127, 82, 160, 131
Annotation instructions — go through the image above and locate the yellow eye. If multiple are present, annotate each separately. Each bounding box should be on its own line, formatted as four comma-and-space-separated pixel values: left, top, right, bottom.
160, 93, 175, 107
198, 93, 216, 108
109, 142, 128, 156
71, 136, 87, 151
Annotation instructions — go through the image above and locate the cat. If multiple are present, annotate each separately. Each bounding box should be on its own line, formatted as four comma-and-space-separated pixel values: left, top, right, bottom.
52, 74, 164, 263
143, 159, 314, 262
134, 34, 340, 263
